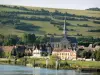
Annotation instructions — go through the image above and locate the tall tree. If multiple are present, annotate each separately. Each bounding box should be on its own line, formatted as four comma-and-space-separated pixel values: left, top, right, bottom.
23, 33, 36, 45
3, 35, 19, 46
0, 34, 4, 45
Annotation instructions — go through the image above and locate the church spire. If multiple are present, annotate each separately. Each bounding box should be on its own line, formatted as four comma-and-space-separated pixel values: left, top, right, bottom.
63, 16, 67, 37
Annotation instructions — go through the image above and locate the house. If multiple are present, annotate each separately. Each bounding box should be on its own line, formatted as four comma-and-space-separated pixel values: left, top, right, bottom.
88, 44, 100, 51
52, 48, 76, 60
32, 44, 53, 58
32, 47, 42, 58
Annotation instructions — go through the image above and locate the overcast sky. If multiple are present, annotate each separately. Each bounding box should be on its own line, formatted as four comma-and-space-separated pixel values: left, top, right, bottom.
0, 0, 100, 10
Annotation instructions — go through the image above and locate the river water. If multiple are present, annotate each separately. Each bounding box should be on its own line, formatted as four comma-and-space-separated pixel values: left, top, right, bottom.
0, 65, 99, 75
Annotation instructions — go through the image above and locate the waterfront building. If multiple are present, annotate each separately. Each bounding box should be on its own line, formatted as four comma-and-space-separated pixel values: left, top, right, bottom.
52, 49, 76, 60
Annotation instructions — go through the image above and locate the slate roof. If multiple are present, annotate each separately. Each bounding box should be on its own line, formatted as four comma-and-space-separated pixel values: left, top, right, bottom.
49, 36, 77, 43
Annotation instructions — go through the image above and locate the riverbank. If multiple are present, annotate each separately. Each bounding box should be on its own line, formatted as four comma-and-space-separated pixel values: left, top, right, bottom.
0, 57, 100, 71
1, 64, 99, 75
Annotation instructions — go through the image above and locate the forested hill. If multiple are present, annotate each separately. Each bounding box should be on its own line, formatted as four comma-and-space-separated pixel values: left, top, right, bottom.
86, 7, 100, 11
0, 5, 100, 37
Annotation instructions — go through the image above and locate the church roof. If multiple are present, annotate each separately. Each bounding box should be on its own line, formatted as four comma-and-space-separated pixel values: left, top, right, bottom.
53, 49, 73, 52
49, 36, 77, 43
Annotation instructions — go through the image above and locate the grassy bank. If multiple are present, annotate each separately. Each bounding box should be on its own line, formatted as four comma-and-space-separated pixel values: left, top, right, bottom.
0, 57, 100, 70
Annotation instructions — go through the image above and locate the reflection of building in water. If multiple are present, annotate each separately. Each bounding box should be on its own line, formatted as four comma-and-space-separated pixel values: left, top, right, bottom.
33, 68, 40, 75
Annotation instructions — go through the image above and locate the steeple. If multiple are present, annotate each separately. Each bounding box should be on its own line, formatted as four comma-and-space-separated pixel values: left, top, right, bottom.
63, 16, 67, 37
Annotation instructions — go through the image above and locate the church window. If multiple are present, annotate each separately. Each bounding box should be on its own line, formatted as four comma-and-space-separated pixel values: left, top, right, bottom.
64, 45, 66, 48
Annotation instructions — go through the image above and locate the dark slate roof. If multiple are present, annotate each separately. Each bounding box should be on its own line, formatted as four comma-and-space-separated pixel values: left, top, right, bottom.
49, 36, 77, 43
67, 37, 78, 43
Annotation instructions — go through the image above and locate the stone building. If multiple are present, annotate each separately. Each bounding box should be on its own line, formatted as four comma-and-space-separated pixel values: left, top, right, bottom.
52, 49, 76, 60
49, 17, 77, 50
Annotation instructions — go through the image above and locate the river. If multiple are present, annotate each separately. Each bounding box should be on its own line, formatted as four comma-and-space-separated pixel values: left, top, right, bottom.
0, 65, 99, 75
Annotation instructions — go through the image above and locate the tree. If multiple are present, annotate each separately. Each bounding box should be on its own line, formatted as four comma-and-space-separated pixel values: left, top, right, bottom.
11, 46, 26, 58
3, 35, 19, 46
0, 48, 5, 58
23, 33, 36, 45
0, 34, 4, 45
80, 50, 86, 58
77, 48, 84, 58
95, 49, 100, 61
85, 50, 92, 59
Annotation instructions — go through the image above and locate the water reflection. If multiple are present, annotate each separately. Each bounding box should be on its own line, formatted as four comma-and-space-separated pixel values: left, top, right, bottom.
0, 65, 100, 75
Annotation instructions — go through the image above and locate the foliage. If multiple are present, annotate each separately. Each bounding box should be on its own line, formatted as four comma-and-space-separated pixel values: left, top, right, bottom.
35, 35, 48, 44
93, 21, 100, 24
0, 48, 5, 58
94, 49, 100, 61
88, 29, 100, 32
0, 34, 4, 45
3, 35, 19, 46
86, 7, 100, 11
11, 46, 26, 58
77, 36, 100, 46
23, 33, 36, 45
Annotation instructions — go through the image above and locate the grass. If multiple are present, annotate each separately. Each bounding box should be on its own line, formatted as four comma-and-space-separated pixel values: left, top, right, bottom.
0, 7, 25, 12
21, 20, 62, 34
0, 25, 26, 36
23, 5, 100, 17
67, 60, 100, 68
0, 5, 100, 37
0, 57, 100, 69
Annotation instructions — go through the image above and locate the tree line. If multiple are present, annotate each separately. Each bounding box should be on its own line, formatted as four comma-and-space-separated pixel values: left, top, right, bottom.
88, 29, 100, 32
77, 36, 100, 47
53, 16, 88, 21
0, 33, 49, 46
0, 12, 51, 21
93, 20, 100, 24
86, 7, 100, 11
77, 48, 100, 61
0, 19, 41, 31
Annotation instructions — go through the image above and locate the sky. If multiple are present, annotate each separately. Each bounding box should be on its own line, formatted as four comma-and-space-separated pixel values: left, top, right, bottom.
0, 0, 100, 10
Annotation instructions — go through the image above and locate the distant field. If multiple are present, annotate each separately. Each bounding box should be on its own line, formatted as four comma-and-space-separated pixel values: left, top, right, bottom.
0, 5, 100, 37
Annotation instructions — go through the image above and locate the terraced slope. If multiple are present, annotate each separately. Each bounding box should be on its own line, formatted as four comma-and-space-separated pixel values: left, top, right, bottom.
0, 5, 100, 37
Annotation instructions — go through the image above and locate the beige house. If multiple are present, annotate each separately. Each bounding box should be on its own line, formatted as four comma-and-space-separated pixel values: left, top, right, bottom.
52, 48, 76, 60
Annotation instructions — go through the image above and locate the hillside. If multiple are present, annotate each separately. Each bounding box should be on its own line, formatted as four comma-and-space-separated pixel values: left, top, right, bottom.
0, 5, 100, 37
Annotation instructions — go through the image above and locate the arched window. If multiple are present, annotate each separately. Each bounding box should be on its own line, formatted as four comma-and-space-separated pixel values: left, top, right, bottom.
64, 45, 66, 48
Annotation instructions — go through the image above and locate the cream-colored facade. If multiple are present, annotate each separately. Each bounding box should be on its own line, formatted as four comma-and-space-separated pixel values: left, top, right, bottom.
52, 49, 76, 60
32, 48, 42, 58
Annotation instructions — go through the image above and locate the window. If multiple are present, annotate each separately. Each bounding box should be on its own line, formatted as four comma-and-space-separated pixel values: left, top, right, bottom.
64, 45, 66, 48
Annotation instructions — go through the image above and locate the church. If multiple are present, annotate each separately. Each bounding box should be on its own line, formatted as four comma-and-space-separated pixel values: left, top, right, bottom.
49, 17, 77, 51
31, 17, 77, 58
